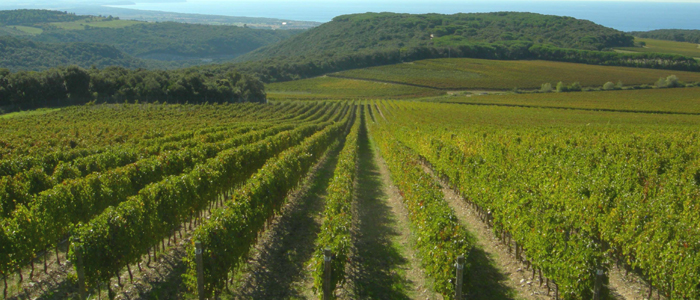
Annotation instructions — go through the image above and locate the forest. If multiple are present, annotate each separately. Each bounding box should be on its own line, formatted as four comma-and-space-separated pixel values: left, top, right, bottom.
0, 36, 145, 71
0, 65, 266, 111
31, 22, 302, 59
0, 10, 83, 26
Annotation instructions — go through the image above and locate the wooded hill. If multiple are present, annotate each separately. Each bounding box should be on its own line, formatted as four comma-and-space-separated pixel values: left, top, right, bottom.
0, 9, 302, 71
31, 22, 301, 60
0, 9, 83, 25
2, 10, 698, 86
0, 36, 146, 71
631, 29, 700, 44
203, 12, 695, 83
239, 12, 634, 62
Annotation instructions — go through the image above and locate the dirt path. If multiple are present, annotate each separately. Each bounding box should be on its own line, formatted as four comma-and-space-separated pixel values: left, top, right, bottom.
420, 164, 551, 300
5, 242, 75, 300
608, 265, 665, 300
343, 123, 441, 300
224, 142, 341, 300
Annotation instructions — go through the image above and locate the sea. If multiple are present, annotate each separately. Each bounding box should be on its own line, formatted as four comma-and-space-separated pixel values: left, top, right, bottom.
2, 0, 700, 32
105, 0, 700, 32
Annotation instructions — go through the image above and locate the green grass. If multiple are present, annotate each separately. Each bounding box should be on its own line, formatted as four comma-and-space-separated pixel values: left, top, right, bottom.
0, 108, 60, 119
334, 58, 700, 90
617, 38, 700, 59
436, 87, 700, 114
266, 76, 444, 100
49, 17, 144, 30
9, 25, 43, 35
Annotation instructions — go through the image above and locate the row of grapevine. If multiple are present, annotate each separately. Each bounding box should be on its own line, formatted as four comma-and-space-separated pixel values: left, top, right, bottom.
0, 103, 339, 280
4, 101, 333, 220
0, 102, 293, 175
0, 122, 281, 219
70, 108, 348, 287
381, 101, 700, 299
368, 105, 473, 299
311, 106, 362, 297
183, 107, 353, 298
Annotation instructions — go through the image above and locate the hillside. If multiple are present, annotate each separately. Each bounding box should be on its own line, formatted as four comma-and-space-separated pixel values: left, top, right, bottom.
264, 58, 700, 100
239, 12, 634, 62
66, 6, 321, 29
0, 9, 83, 25
616, 38, 700, 59
332, 58, 700, 90
32, 22, 301, 60
0, 9, 303, 69
631, 29, 700, 43
0, 35, 145, 71
219, 12, 699, 83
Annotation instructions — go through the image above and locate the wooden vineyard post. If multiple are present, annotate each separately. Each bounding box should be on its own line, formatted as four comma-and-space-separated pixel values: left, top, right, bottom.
323, 248, 332, 300
73, 239, 86, 300
593, 269, 604, 300
455, 255, 465, 300
195, 241, 205, 300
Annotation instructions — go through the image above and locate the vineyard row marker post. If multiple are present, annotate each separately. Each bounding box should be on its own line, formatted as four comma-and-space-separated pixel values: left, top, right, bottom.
195, 241, 205, 300
455, 255, 465, 300
323, 248, 332, 300
73, 239, 86, 300
593, 269, 604, 300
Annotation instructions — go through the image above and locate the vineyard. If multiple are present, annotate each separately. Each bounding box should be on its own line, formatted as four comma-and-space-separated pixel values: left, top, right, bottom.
0, 98, 699, 300
371, 101, 700, 299
440, 87, 700, 115
266, 76, 443, 100
333, 58, 700, 90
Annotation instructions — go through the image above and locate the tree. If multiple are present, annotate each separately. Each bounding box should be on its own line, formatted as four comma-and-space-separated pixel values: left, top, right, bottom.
665, 75, 681, 87
63, 66, 91, 100
568, 81, 582, 92
603, 81, 616, 90
556, 81, 567, 93
540, 83, 553, 92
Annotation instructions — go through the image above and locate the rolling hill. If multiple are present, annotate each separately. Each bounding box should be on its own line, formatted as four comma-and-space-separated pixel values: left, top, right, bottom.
214, 12, 700, 83
239, 11, 634, 63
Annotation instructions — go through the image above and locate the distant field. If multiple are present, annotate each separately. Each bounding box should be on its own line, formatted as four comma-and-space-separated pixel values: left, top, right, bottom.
438, 87, 700, 114
617, 38, 700, 59
10, 25, 43, 35
266, 76, 443, 100
334, 58, 700, 90
50, 18, 144, 30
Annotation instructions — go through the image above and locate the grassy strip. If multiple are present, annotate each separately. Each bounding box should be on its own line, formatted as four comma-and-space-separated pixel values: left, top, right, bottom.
369, 108, 472, 299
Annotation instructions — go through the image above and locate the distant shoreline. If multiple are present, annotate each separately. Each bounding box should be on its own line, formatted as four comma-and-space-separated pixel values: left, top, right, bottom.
2, 1, 700, 31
